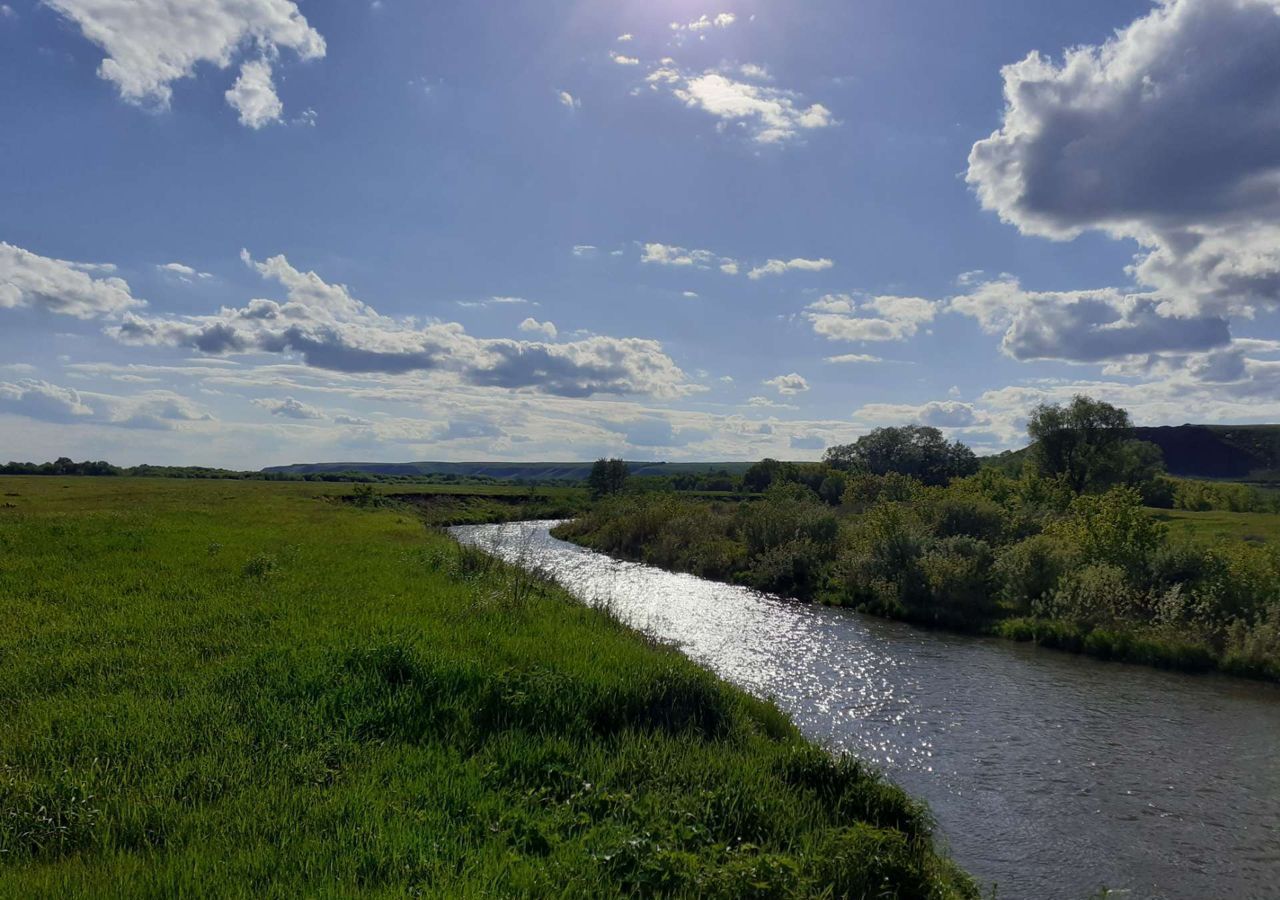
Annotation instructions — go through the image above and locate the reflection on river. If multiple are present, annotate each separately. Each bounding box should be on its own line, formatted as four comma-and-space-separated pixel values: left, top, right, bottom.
450, 521, 1280, 900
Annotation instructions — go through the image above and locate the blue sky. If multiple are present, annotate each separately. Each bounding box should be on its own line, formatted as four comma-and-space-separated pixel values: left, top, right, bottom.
3, 0, 1280, 467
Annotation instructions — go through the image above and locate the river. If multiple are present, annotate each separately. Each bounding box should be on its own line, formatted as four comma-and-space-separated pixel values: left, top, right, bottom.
450, 520, 1280, 900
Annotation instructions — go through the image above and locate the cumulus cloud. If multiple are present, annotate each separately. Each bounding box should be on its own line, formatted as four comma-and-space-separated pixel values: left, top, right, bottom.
1, 242, 144, 319
747, 257, 834, 280
642, 242, 827, 277
967, 0, 1280, 319
225, 58, 283, 128
611, 51, 640, 66
571, 245, 597, 257
671, 12, 737, 32
640, 242, 740, 272
645, 64, 834, 144
112, 391, 214, 429
0, 379, 95, 422
617, 33, 634, 42
805, 293, 936, 343
107, 250, 694, 399
949, 276, 1231, 362
158, 261, 212, 281
254, 396, 323, 419
764, 372, 810, 395
518, 317, 558, 340
46, 0, 325, 124
855, 400, 989, 429
558, 90, 580, 110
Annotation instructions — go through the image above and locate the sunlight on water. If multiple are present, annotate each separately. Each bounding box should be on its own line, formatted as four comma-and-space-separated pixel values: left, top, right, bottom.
452, 521, 1280, 900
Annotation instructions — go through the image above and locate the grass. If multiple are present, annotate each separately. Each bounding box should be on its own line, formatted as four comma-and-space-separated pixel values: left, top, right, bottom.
0, 477, 974, 898
1152, 508, 1280, 545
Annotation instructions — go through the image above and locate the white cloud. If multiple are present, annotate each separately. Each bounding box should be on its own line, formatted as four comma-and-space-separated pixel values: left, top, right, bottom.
571, 244, 597, 257
558, 90, 580, 110
107, 250, 694, 399
671, 13, 737, 32
0, 379, 94, 422
225, 57, 283, 128
1, 242, 144, 319
254, 396, 323, 419
46, 0, 325, 124
747, 257, 834, 280
518, 317, 558, 340
824, 353, 884, 364
967, 0, 1280, 320
854, 400, 989, 430
949, 276, 1231, 362
334, 414, 372, 426
0, 5, 14, 19
640, 242, 739, 272
764, 372, 810, 395
617, 33, 634, 42
682, 291, 699, 298
805, 293, 936, 343
456, 296, 531, 309
157, 261, 212, 282
611, 51, 640, 66
647, 65, 834, 144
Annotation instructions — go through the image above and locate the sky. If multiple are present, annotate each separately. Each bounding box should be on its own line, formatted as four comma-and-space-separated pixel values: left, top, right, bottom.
3, 0, 1280, 468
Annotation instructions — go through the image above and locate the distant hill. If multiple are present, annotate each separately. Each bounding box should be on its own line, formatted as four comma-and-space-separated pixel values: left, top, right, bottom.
985, 424, 1280, 481
260, 460, 756, 482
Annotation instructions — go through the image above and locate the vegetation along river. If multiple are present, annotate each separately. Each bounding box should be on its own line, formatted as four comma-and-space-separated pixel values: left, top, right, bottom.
451, 521, 1280, 900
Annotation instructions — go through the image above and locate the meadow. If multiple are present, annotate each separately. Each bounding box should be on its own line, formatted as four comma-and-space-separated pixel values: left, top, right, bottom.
0, 477, 974, 898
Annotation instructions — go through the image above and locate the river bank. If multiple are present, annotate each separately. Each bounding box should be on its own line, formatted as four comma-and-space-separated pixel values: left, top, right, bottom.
0, 477, 974, 898
455, 520, 1280, 900
551, 487, 1280, 682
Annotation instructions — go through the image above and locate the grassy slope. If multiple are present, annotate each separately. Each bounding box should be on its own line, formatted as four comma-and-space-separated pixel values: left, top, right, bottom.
0, 478, 973, 899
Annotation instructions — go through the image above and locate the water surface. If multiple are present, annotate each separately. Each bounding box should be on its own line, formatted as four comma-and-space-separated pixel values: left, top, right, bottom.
451, 521, 1280, 900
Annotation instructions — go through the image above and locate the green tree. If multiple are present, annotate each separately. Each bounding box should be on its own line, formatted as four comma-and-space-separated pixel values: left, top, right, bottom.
587, 458, 628, 498
742, 458, 799, 493
1026, 395, 1165, 494
823, 426, 978, 486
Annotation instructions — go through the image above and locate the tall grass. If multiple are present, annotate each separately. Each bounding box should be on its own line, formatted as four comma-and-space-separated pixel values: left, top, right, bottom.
0, 477, 974, 898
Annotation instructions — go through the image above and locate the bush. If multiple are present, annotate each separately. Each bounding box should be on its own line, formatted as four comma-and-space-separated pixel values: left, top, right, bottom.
994, 534, 1065, 613
743, 538, 833, 599
916, 536, 997, 627
736, 485, 839, 558
1038, 563, 1144, 629
1048, 486, 1166, 579
835, 504, 929, 612
924, 493, 1006, 543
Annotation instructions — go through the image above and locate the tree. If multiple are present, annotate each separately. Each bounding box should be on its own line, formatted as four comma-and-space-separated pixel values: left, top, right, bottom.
587, 458, 628, 498
741, 458, 798, 493
1026, 395, 1164, 494
823, 426, 978, 486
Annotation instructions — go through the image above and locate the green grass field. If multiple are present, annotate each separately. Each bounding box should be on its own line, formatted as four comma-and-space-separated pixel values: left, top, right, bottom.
1152, 508, 1280, 545
0, 478, 973, 898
